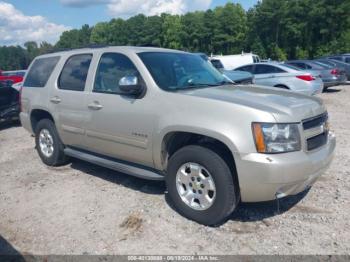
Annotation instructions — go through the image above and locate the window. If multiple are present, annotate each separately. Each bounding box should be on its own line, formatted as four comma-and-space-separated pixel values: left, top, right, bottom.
330, 56, 342, 61
236, 65, 254, 73
210, 59, 224, 70
58, 54, 92, 91
288, 62, 308, 69
254, 65, 285, 74
253, 56, 260, 63
93, 53, 141, 94
345, 57, 350, 63
138, 52, 227, 91
24, 56, 60, 87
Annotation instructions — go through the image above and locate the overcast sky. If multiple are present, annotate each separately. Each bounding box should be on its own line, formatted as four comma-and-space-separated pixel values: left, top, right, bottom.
0, 0, 258, 46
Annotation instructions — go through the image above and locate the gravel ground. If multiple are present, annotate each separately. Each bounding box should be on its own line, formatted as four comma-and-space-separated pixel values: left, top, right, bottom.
0, 85, 349, 255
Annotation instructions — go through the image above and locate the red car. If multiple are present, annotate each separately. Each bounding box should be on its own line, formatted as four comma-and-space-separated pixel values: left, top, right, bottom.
0, 70, 26, 85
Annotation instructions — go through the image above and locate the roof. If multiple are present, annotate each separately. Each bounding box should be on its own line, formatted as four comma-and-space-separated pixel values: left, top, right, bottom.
39, 46, 186, 58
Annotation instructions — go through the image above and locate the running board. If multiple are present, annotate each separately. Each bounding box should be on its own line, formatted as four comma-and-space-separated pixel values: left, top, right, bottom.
64, 147, 164, 181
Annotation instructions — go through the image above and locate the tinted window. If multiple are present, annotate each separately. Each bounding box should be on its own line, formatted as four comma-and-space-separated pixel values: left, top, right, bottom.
330, 56, 342, 61
288, 62, 308, 69
24, 56, 60, 87
94, 53, 140, 94
210, 59, 224, 69
345, 57, 350, 63
58, 54, 92, 91
236, 65, 254, 73
254, 64, 285, 74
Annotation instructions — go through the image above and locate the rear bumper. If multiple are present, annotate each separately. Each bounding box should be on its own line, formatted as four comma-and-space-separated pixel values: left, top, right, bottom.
235, 132, 336, 202
20, 112, 33, 134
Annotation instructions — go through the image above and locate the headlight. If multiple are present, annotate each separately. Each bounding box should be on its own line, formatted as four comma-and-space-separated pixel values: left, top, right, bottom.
252, 123, 301, 153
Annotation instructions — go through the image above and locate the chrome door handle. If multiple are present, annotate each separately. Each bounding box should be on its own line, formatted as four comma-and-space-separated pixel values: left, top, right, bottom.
50, 96, 61, 104
88, 102, 103, 110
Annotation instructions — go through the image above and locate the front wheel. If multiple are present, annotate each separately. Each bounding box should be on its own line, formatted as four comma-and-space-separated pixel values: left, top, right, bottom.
166, 145, 238, 226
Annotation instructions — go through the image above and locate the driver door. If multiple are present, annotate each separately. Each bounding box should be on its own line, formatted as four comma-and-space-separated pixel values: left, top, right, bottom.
84, 52, 155, 167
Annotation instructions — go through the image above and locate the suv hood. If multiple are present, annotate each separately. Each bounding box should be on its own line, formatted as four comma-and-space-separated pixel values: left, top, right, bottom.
182, 85, 326, 122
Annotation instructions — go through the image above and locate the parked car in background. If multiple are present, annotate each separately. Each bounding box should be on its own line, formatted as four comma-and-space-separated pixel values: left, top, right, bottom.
0, 70, 26, 87
210, 53, 260, 70
323, 54, 350, 64
285, 60, 346, 89
315, 59, 350, 80
234, 63, 323, 95
0, 79, 20, 122
195, 54, 254, 84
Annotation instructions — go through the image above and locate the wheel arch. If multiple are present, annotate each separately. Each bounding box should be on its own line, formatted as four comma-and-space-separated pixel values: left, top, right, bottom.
155, 128, 240, 200
30, 109, 55, 133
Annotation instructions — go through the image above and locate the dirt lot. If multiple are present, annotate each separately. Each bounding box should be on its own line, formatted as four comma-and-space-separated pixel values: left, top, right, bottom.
0, 85, 350, 255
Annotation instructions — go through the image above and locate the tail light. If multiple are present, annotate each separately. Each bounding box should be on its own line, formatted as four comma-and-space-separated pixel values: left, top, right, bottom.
296, 75, 315, 81
331, 69, 340, 75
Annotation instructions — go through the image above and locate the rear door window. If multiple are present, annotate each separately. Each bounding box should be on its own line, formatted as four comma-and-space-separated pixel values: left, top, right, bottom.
254, 64, 285, 74
24, 56, 60, 87
236, 65, 254, 73
58, 54, 92, 91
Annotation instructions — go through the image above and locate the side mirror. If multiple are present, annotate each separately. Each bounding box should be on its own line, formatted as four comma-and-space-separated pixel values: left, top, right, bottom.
119, 76, 144, 97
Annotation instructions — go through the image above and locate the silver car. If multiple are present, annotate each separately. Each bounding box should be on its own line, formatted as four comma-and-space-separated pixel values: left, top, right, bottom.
285, 60, 347, 89
20, 47, 335, 225
234, 62, 323, 95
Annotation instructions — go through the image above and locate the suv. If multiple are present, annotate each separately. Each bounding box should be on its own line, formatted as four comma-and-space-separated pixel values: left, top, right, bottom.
20, 47, 336, 225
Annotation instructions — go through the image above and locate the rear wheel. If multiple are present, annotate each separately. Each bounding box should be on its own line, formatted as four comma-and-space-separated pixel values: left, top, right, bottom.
35, 119, 68, 166
166, 145, 238, 226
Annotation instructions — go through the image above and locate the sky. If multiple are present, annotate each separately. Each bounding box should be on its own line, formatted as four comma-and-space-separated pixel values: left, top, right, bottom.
0, 0, 258, 46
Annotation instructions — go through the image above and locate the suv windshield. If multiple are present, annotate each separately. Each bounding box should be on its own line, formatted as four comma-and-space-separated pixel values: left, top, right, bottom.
138, 52, 229, 91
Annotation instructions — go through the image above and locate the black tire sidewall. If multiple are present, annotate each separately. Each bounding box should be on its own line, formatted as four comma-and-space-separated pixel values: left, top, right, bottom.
35, 119, 64, 166
166, 145, 237, 226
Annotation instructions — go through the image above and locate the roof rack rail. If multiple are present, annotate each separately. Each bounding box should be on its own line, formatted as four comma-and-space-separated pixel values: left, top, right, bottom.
46, 44, 112, 54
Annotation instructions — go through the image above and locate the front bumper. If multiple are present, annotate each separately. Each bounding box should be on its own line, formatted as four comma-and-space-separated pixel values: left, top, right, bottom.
235, 132, 336, 202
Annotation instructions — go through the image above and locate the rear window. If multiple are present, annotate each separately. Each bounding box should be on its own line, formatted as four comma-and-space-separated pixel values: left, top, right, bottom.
210, 59, 224, 69
24, 56, 60, 87
58, 54, 92, 91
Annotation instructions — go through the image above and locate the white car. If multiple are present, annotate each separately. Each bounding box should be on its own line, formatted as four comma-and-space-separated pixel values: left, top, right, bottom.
234, 63, 324, 96
210, 53, 260, 70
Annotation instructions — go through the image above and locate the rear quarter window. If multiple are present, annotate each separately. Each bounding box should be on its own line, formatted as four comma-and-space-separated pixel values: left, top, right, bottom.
24, 56, 60, 87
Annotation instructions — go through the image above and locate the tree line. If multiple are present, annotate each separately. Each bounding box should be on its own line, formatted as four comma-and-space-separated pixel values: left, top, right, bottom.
1, 0, 349, 71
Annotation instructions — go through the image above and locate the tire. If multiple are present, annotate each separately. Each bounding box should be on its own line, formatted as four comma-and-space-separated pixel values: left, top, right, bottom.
35, 119, 68, 166
166, 145, 238, 226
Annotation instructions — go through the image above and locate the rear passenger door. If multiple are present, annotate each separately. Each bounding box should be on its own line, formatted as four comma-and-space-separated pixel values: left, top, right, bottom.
49, 53, 93, 148
84, 52, 155, 167
253, 64, 286, 86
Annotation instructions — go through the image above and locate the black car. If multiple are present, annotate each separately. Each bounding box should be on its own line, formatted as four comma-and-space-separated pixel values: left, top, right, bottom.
0, 80, 20, 122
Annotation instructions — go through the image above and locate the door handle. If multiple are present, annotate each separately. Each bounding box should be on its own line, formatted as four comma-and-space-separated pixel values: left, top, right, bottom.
50, 96, 61, 104
88, 102, 103, 110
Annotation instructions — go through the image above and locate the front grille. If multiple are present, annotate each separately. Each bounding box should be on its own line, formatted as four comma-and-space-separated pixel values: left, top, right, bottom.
307, 132, 328, 151
303, 113, 328, 130
303, 112, 329, 151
